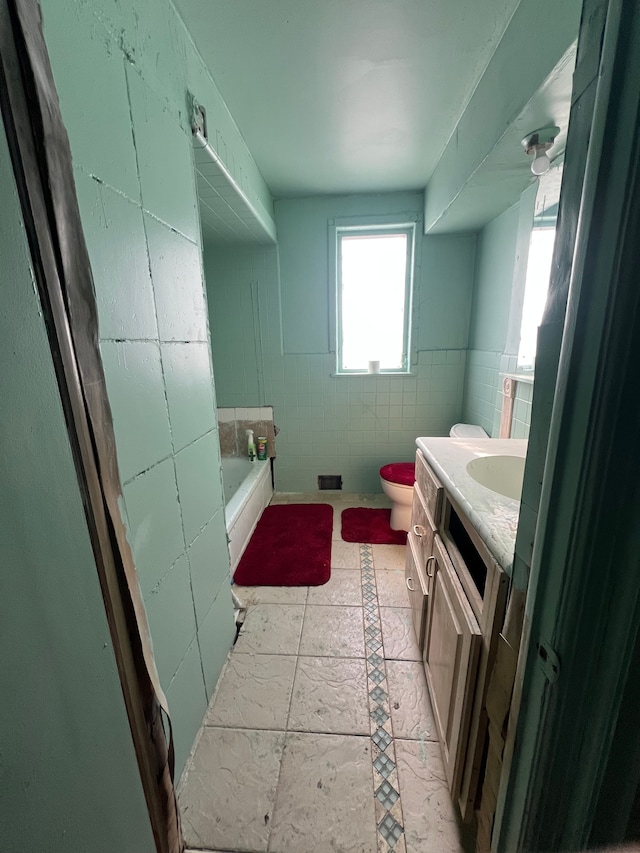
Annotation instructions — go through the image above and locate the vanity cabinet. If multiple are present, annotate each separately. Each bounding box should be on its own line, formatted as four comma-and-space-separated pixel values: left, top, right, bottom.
410, 449, 508, 823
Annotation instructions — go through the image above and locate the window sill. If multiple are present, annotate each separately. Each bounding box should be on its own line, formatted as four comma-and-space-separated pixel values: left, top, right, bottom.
330, 372, 417, 378
501, 371, 535, 385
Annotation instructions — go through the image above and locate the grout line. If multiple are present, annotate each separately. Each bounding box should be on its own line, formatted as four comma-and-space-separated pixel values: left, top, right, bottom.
265, 597, 305, 853
121, 426, 218, 488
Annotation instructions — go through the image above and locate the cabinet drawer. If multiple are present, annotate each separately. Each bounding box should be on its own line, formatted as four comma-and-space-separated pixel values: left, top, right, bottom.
410, 484, 436, 564
405, 533, 430, 650
415, 450, 443, 527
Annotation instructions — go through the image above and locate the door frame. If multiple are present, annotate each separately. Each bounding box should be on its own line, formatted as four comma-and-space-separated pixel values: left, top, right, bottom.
495, 0, 640, 848
0, 3, 183, 851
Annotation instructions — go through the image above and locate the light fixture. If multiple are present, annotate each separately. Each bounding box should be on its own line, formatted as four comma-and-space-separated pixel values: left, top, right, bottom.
521, 126, 560, 176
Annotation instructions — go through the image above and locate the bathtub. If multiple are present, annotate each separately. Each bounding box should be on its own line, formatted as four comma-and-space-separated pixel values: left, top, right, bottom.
222, 457, 272, 574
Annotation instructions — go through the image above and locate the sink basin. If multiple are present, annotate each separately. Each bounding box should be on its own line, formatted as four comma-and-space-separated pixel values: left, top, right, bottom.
466, 455, 526, 501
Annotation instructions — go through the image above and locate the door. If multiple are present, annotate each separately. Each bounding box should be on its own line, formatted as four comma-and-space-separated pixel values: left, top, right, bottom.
423, 534, 481, 796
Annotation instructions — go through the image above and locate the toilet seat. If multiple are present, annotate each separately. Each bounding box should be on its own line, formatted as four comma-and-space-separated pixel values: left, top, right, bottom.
379, 462, 415, 487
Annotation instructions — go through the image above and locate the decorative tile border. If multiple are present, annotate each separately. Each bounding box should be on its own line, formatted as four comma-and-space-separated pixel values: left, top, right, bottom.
360, 543, 407, 852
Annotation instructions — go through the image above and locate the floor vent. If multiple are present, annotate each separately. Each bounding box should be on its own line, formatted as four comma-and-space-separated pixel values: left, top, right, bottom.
318, 474, 343, 490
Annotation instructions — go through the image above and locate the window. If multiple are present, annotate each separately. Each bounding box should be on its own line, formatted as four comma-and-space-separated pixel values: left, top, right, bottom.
336, 224, 414, 374
518, 225, 556, 369
515, 164, 562, 372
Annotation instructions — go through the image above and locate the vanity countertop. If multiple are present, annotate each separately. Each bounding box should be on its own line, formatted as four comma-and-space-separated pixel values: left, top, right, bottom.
415, 437, 527, 576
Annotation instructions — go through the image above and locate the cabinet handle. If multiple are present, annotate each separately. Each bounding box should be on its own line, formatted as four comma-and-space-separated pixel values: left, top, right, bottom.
406, 577, 415, 592
413, 524, 426, 538
426, 555, 436, 578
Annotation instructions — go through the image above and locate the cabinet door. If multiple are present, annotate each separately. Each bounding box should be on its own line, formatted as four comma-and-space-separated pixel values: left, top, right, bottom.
415, 450, 443, 526
405, 532, 430, 650
410, 482, 436, 566
423, 534, 481, 797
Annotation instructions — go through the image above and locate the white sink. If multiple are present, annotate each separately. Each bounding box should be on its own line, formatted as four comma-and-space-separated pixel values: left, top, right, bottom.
466, 454, 526, 501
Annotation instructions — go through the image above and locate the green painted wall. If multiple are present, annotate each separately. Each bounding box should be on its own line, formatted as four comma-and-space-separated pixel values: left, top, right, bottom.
205, 192, 476, 492
462, 193, 538, 439
463, 204, 519, 434
40, 0, 239, 774
468, 205, 520, 353
0, 119, 154, 853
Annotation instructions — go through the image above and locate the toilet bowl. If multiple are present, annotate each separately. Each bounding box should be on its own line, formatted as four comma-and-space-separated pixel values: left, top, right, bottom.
380, 424, 487, 532
379, 462, 415, 531
449, 423, 489, 438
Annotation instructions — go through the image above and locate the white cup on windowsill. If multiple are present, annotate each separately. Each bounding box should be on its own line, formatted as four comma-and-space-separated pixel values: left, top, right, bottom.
368, 360, 380, 374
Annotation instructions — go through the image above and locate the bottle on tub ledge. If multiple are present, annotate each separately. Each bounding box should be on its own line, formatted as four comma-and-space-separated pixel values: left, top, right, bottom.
257, 436, 268, 461
246, 429, 256, 461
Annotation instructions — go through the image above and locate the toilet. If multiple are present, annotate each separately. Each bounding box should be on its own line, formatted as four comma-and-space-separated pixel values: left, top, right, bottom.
379, 462, 415, 531
449, 422, 489, 439
380, 424, 488, 531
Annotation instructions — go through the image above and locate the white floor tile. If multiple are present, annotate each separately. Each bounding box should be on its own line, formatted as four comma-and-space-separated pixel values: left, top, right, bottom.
180, 727, 284, 852
331, 540, 361, 569
205, 653, 296, 731
395, 739, 474, 853
375, 569, 411, 608
288, 656, 369, 735
299, 605, 365, 658
234, 603, 305, 655
380, 607, 422, 661
371, 543, 407, 570
386, 660, 437, 741
269, 732, 378, 853
306, 569, 362, 606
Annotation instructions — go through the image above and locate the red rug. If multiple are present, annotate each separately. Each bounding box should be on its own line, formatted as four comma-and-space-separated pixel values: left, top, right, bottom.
233, 504, 333, 586
341, 508, 407, 545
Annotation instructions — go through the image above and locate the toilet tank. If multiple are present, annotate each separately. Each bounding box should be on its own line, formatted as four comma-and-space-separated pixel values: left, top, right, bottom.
449, 423, 489, 439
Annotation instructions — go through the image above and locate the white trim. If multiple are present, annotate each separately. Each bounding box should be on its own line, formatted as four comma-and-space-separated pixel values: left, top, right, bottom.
330, 372, 417, 379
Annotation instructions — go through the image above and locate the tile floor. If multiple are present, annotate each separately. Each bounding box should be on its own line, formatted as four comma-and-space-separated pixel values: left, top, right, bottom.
179, 494, 474, 853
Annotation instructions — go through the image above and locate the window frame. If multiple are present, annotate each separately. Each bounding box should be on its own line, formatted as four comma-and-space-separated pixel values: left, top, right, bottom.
331, 219, 416, 376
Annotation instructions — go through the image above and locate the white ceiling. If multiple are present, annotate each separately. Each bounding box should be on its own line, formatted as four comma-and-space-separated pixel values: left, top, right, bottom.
175, 0, 522, 197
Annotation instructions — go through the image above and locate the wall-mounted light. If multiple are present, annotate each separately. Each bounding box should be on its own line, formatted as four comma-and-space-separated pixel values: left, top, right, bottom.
521, 126, 560, 176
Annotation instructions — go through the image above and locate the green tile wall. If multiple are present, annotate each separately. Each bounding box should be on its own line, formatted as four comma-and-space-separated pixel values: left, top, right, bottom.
40, 0, 244, 776
162, 342, 218, 452
462, 350, 502, 435
145, 555, 199, 688
188, 509, 230, 625
124, 457, 186, 597
0, 121, 155, 851
511, 381, 534, 439
175, 433, 225, 546
100, 340, 174, 482
205, 193, 476, 493
165, 639, 209, 775
198, 584, 237, 696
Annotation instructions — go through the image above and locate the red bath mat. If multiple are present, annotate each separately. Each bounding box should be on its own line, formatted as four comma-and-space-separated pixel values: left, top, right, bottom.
233, 504, 333, 586
341, 508, 407, 545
